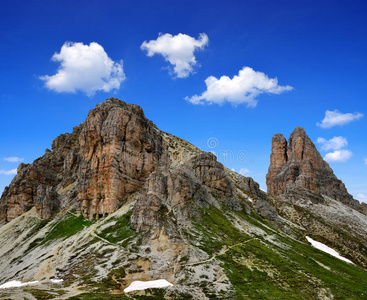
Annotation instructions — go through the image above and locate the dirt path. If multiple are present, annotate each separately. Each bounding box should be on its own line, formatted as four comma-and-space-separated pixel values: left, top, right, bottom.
183, 238, 255, 266
89, 223, 115, 246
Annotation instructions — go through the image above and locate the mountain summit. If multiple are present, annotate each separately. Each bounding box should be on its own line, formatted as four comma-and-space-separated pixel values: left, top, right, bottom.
266, 127, 365, 212
1, 98, 367, 299
1, 98, 169, 223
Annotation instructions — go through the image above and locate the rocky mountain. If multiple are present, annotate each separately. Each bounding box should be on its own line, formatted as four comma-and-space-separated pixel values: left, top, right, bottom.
0, 99, 168, 223
266, 127, 365, 211
0, 98, 367, 299
266, 127, 367, 268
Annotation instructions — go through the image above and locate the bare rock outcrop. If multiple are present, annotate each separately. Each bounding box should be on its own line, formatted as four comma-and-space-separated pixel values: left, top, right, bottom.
266, 127, 362, 210
1, 98, 261, 225
0, 98, 169, 223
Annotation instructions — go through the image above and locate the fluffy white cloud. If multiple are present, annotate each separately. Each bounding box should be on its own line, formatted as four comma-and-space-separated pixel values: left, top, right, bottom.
317, 110, 363, 129
357, 194, 367, 203
318, 136, 352, 163
186, 67, 293, 107
141, 33, 208, 78
40, 42, 125, 96
4, 157, 24, 163
316, 136, 348, 151
0, 169, 17, 175
239, 168, 250, 176
324, 150, 352, 163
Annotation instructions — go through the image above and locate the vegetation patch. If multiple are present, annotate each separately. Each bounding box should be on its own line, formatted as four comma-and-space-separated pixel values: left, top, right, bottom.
24, 288, 67, 299
219, 239, 317, 299
192, 205, 251, 255
98, 211, 136, 245
91, 268, 127, 292
67, 289, 168, 300
275, 234, 367, 299
41, 213, 93, 245
191, 203, 367, 299
67, 293, 129, 299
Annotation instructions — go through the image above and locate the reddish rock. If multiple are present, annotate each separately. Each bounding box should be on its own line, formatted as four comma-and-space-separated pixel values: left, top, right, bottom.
0, 98, 254, 225
266, 127, 363, 211
0, 98, 168, 223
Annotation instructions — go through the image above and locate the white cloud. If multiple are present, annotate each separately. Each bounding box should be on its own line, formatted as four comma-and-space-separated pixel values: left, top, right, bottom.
0, 169, 17, 175
317, 110, 363, 129
141, 33, 208, 78
318, 137, 352, 163
324, 150, 352, 163
186, 67, 293, 107
40, 42, 125, 96
364, 158, 367, 165
357, 194, 367, 202
239, 168, 250, 176
4, 157, 24, 163
316, 136, 348, 151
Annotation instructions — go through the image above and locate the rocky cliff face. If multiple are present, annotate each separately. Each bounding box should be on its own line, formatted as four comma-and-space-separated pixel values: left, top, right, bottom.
0, 98, 169, 223
0, 98, 259, 227
266, 127, 361, 209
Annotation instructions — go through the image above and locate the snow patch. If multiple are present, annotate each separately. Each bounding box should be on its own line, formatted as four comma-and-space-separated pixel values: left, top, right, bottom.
124, 279, 173, 293
50, 279, 63, 284
306, 236, 353, 264
0, 280, 38, 289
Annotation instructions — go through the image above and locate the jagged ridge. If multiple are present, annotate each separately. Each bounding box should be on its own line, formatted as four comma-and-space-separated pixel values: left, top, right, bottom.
1, 99, 367, 299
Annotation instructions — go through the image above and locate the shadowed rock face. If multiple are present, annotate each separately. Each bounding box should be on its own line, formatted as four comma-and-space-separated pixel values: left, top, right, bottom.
0, 98, 169, 222
266, 127, 363, 210
131, 152, 238, 232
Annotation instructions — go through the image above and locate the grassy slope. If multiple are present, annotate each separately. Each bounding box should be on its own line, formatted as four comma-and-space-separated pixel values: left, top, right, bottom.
191, 204, 367, 299
5, 204, 367, 299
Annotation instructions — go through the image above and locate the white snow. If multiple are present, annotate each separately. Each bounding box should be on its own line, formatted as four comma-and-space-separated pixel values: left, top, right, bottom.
124, 279, 173, 293
306, 236, 354, 264
0, 280, 39, 289
50, 279, 63, 284
247, 197, 253, 203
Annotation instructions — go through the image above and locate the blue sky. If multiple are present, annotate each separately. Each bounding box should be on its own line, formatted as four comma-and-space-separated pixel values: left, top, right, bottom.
1, 0, 366, 201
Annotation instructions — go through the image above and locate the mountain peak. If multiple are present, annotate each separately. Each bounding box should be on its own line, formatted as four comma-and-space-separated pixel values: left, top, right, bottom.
0, 97, 166, 223
266, 127, 361, 209
95, 97, 146, 117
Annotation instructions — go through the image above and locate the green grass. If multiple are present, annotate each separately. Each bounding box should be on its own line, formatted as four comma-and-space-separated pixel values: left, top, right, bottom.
67, 288, 168, 300
41, 213, 93, 245
91, 268, 127, 292
275, 234, 367, 299
24, 288, 67, 299
219, 240, 318, 299
67, 293, 129, 299
98, 211, 136, 245
192, 205, 251, 255
190, 203, 367, 299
